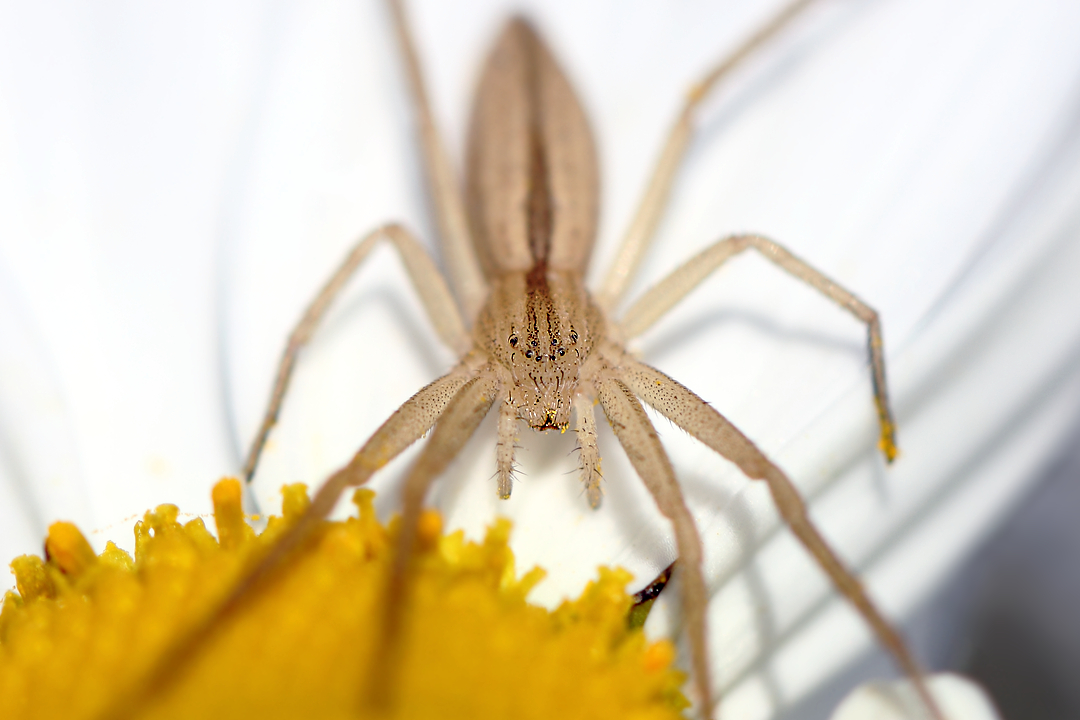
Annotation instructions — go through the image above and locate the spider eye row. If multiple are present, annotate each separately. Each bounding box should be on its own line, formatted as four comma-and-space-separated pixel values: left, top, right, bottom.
507, 330, 576, 361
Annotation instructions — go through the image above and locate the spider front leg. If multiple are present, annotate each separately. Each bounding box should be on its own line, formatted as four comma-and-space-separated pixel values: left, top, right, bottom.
495, 398, 518, 499
619, 233, 897, 461
615, 355, 945, 720
242, 222, 472, 484
100, 364, 477, 720
593, 374, 715, 720
573, 392, 603, 508
369, 370, 501, 709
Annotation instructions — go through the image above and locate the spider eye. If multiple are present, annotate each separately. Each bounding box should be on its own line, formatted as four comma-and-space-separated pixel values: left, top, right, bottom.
509, 335, 518, 347
524, 349, 533, 359
558, 348, 565, 357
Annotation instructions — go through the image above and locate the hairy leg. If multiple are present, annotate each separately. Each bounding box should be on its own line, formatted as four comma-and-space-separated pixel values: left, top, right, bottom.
594, 374, 715, 720
573, 392, 603, 508
495, 397, 517, 499
597, 0, 821, 310
387, 0, 488, 321
616, 354, 943, 720
243, 223, 471, 484
619, 233, 897, 462
102, 365, 476, 720
368, 370, 502, 708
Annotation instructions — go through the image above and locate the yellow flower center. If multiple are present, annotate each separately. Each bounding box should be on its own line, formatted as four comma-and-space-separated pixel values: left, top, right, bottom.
1, 480, 687, 720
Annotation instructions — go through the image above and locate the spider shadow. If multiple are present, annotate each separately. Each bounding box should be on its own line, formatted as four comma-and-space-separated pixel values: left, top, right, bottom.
675, 0, 874, 197
639, 305, 865, 368
641, 303, 894, 509
316, 282, 454, 381
675, 465, 790, 708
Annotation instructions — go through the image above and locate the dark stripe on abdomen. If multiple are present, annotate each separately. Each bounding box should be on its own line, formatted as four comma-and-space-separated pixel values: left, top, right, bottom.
523, 27, 553, 268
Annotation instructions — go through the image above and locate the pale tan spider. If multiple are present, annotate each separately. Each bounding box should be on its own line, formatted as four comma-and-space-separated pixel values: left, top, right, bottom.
115, 1, 943, 718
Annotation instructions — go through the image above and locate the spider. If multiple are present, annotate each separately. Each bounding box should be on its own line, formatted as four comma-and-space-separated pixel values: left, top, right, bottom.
118, 1, 942, 718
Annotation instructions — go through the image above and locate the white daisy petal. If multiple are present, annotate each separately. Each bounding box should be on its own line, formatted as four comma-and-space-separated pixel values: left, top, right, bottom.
830, 674, 1001, 720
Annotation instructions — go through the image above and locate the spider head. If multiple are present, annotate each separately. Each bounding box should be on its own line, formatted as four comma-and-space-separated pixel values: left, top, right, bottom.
477, 270, 599, 431
508, 333, 577, 431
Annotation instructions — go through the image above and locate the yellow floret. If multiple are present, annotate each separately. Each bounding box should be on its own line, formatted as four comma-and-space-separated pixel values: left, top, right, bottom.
0, 480, 688, 720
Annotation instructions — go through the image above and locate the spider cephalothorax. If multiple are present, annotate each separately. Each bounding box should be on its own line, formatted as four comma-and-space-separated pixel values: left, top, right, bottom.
476, 267, 602, 432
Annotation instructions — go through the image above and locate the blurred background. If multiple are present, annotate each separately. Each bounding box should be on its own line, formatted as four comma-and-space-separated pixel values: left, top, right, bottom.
778, 426, 1080, 719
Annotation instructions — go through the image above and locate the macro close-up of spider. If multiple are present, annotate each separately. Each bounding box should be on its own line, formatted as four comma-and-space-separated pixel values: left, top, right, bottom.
3, 1, 1080, 719
225, 0, 931, 716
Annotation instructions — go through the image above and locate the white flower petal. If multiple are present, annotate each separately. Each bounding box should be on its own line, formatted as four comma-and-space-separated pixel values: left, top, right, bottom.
830, 674, 1001, 720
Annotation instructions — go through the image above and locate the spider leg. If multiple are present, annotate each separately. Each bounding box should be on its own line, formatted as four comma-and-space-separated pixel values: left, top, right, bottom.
593, 374, 714, 720
616, 354, 944, 720
387, 0, 488, 321
598, 0, 820, 309
242, 223, 472, 484
368, 369, 502, 709
573, 392, 603, 508
100, 364, 477, 720
495, 397, 517, 499
619, 233, 897, 462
